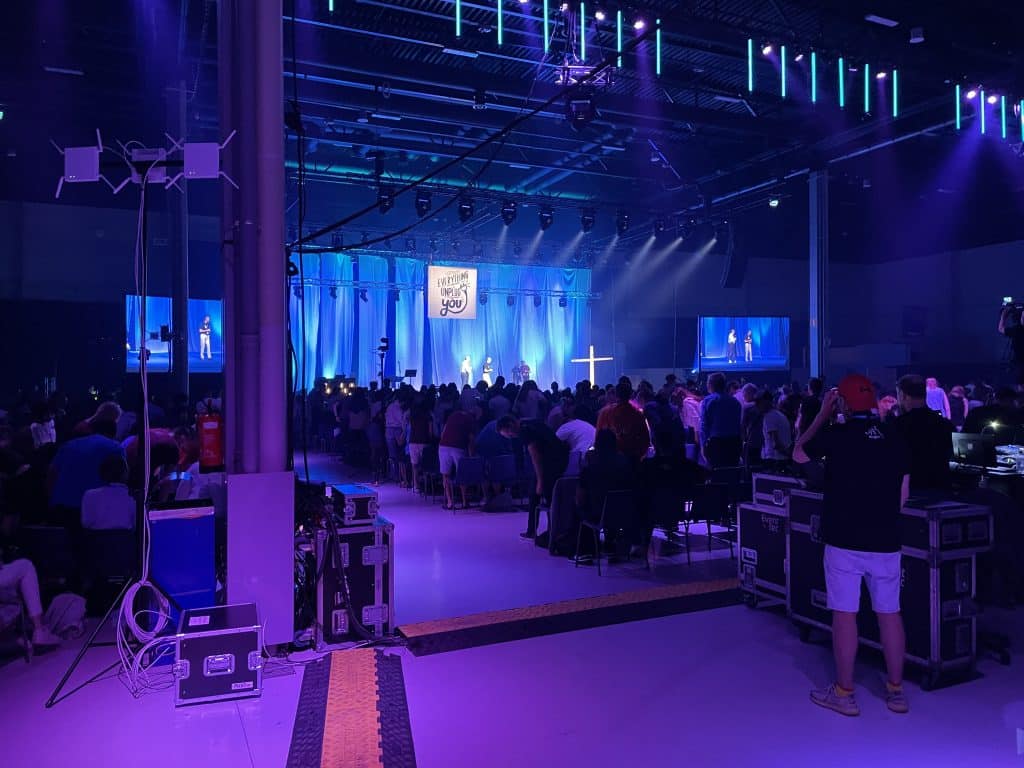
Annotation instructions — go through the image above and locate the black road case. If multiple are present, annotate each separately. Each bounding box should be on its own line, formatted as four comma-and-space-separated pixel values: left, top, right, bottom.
315, 518, 394, 651
174, 603, 263, 706
330, 483, 380, 526
752, 472, 807, 508
786, 490, 988, 689
738, 502, 788, 608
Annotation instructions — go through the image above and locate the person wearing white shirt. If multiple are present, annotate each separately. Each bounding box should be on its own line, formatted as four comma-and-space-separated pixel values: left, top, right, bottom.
556, 418, 596, 455
460, 356, 472, 386
81, 454, 136, 530
758, 392, 793, 464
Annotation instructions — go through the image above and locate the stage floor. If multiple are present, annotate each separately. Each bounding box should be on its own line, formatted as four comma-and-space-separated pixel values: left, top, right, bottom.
126, 351, 224, 374
2, 455, 1022, 766
699, 355, 788, 372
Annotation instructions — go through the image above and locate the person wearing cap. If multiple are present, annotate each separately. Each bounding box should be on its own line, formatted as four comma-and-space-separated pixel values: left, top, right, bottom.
793, 374, 912, 717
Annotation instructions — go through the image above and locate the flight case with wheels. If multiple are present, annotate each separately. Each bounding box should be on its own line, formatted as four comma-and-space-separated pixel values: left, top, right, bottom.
737, 502, 788, 608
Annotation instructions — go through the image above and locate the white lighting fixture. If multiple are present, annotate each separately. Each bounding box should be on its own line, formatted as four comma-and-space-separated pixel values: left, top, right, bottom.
761, 43, 773, 55
864, 14, 899, 28
794, 53, 804, 62
441, 47, 480, 59
768, 197, 780, 208
966, 89, 978, 100
987, 94, 998, 105
909, 26, 925, 44
633, 18, 646, 31
876, 70, 887, 80
595, 8, 606, 21
560, 2, 569, 11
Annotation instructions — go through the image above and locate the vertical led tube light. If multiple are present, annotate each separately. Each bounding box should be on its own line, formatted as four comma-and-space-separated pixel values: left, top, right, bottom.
456, 0, 462, 37
328, 0, 334, 11
580, 3, 585, 60
780, 45, 787, 98
747, 39, 754, 92
811, 51, 817, 103
892, 69, 898, 118
543, 0, 550, 53
838, 57, 845, 109
616, 10, 622, 67
656, 19, 661, 76
864, 63, 870, 113
1001, 95, 1007, 139
497, 0, 503, 45
980, 90, 986, 134
955, 85, 961, 130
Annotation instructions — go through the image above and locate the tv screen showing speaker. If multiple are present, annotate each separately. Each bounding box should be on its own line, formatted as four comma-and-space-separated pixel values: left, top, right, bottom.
125, 295, 223, 372
698, 316, 790, 371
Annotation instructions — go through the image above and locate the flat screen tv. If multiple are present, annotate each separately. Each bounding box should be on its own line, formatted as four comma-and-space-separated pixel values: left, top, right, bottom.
698, 316, 790, 371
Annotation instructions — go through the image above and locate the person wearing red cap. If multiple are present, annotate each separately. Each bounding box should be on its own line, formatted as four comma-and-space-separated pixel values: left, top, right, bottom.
793, 374, 912, 717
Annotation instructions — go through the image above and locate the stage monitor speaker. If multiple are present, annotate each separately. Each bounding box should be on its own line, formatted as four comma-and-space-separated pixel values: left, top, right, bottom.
719, 226, 746, 289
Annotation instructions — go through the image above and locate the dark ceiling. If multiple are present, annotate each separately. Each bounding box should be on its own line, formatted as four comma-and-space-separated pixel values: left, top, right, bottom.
1, 0, 1022, 261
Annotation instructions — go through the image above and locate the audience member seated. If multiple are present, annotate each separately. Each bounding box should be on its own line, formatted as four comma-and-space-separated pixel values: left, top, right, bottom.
81, 454, 136, 530
49, 418, 124, 525
639, 429, 705, 536
894, 375, 953, 493
71, 401, 122, 438
0, 509, 62, 648
575, 429, 637, 556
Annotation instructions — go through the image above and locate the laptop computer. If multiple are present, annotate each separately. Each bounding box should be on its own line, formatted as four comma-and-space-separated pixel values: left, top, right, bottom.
952, 433, 996, 468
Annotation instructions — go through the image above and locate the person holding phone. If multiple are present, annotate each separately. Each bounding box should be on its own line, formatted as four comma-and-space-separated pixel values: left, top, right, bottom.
793, 375, 912, 717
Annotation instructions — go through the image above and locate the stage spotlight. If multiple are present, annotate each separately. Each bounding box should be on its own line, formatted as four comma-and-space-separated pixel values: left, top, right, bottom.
768, 197, 780, 208
966, 88, 978, 100
429, 238, 438, 253
539, 206, 554, 230
595, 8, 606, 21
615, 209, 630, 235
654, 218, 666, 236
566, 93, 597, 130
501, 199, 518, 226
876, 70, 887, 80
458, 196, 475, 222
377, 188, 394, 214
580, 208, 595, 232
633, 18, 646, 31
794, 52, 804, 62
987, 93, 998, 105
415, 189, 432, 217
507, 295, 516, 307
558, 295, 568, 308
405, 237, 416, 252
359, 289, 368, 302
480, 292, 488, 305
328, 286, 338, 299
533, 295, 542, 308
473, 89, 487, 111
560, 2, 569, 11
761, 43, 773, 56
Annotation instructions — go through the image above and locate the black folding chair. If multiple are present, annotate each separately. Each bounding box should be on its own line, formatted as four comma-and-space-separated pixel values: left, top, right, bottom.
575, 490, 637, 576
453, 456, 486, 510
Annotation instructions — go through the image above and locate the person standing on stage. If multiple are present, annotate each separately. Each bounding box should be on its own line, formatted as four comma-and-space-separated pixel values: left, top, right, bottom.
460, 356, 472, 386
482, 357, 494, 387
744, 330, 753, 363
727, 329, 738, 364
794, 376, 911, 717
199, 315, 213, 360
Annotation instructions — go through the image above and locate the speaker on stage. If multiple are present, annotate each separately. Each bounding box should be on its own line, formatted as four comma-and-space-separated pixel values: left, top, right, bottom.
719, 224, 746, 289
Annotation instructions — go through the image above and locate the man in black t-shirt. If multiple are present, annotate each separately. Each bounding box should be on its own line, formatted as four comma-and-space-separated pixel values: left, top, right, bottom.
894, 374, 953, 494
794, 374, 911, 718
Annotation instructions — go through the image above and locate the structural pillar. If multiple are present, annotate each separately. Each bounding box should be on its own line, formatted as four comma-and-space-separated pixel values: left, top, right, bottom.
168, 79, 190, 398
808, 170, 829, 379
219, 0, 287, 474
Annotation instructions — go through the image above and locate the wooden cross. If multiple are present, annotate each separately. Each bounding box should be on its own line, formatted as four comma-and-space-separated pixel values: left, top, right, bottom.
571, 344, 614, 384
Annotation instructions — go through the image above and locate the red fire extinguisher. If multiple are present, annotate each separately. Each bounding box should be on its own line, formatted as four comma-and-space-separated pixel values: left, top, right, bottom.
197, 410, 225, 473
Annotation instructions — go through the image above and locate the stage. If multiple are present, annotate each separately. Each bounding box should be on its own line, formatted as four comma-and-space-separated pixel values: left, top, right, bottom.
699, 355, 789, 373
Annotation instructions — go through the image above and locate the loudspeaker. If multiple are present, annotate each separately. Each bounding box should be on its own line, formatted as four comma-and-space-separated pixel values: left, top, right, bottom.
719, 224, 746, 289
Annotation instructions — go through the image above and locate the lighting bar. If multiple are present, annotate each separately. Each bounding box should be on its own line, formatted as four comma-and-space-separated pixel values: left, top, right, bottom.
1001, 95, 1007, 139
892, 69, 898, 118
441, 47, 479, 58
747, 39, 754, 92
780, 45, 787, 98
864, 14, 899, 28
864, 63, 870, 112
616, 10, 622, 67
955, 85, 961, 130
980, 90, 986, 134
580, 3, 586, 61
456, 0, 462, 37
497, 0, 503, 45
656, 19, 661, 76
838, 57, 845, 108
370, 112, 402, 121
811, 51, 817, 103
544, 0, 550, 53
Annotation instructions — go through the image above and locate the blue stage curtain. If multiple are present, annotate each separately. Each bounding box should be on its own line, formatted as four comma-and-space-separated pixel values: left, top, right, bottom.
356, 254, 389, 386
427, 262, 591, 387
699, 316, 789, 366
289, 252, 356, 390
394, 258, 424, 388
